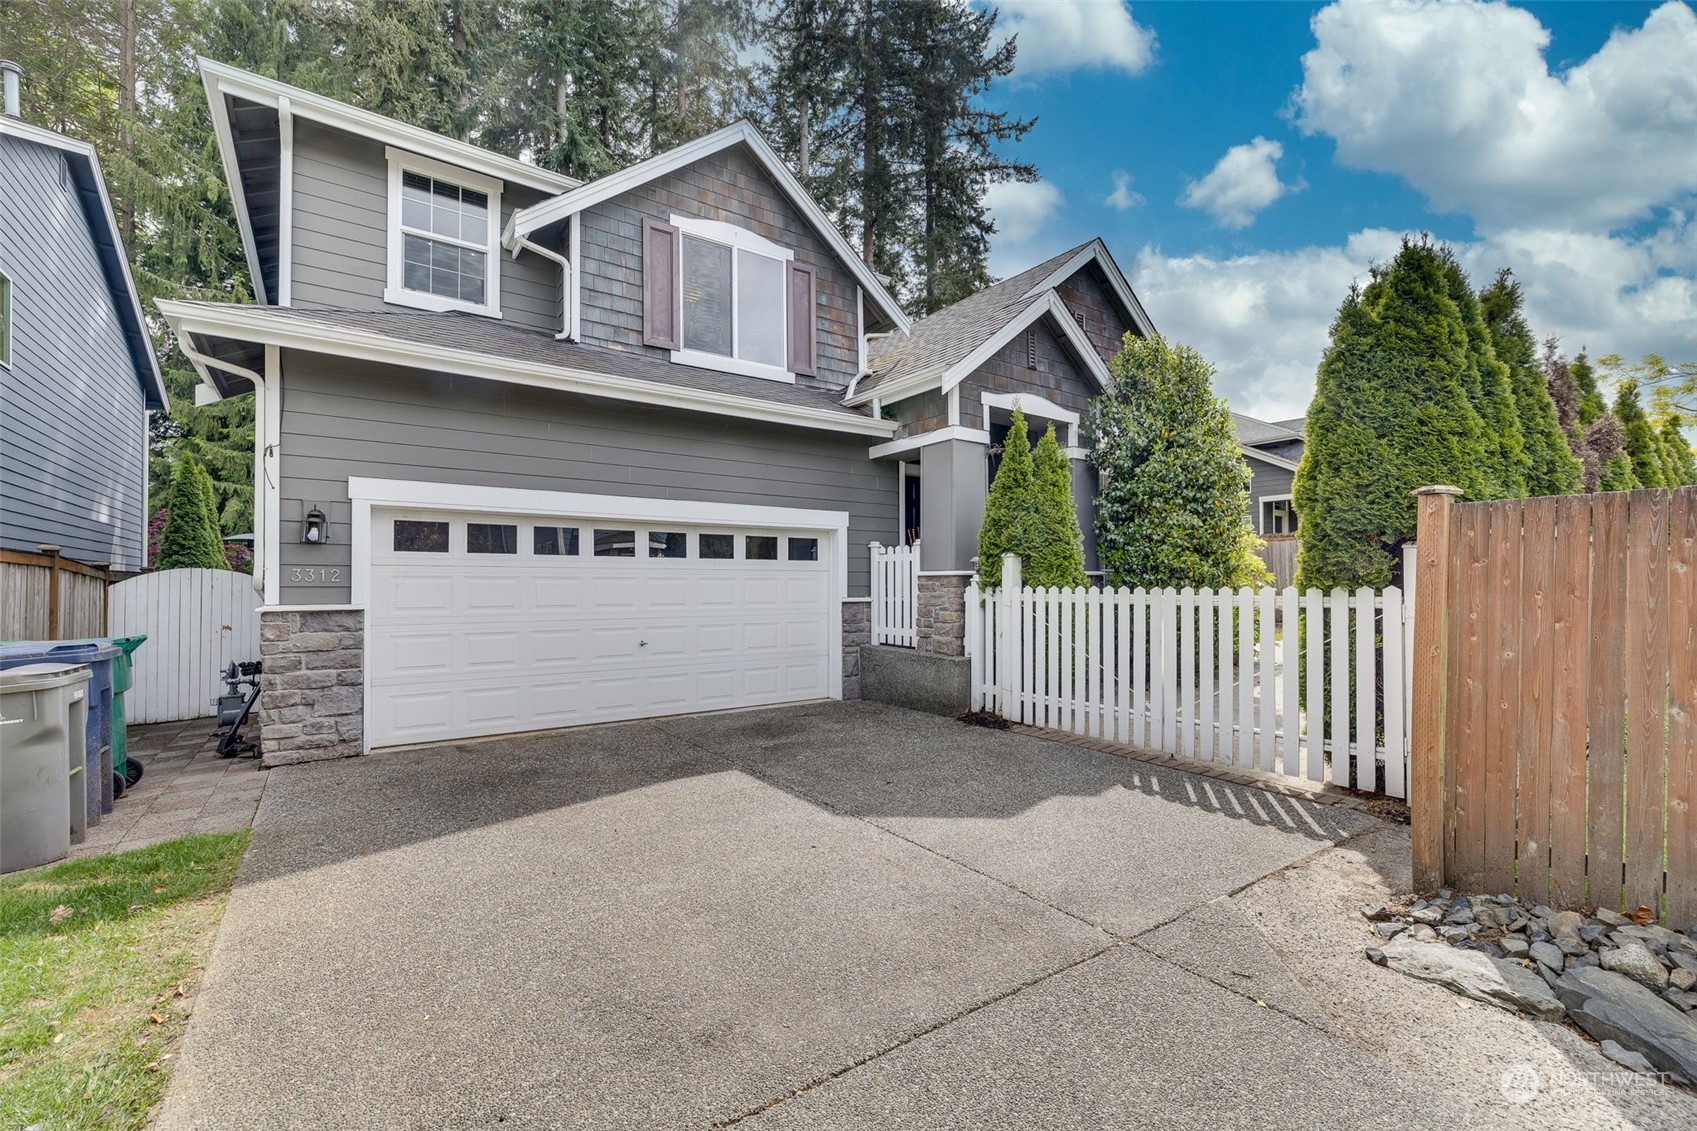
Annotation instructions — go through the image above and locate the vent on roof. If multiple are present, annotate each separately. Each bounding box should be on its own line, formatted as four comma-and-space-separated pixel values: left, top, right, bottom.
1025, 328, 1036, 369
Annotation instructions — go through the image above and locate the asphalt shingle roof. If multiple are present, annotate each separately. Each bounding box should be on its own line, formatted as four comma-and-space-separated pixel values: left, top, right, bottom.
1233, 413, 1305, 447
857, 242, 1094, 398
175, 304, 878, 421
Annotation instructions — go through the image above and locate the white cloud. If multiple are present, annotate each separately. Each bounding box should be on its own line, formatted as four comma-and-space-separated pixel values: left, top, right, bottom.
999, 0, 1156, 77
1179, 137, 1294, 230
1293, 0, 1697, 231
1105, 171, 1143, 211
1131, 222, 1697, 421
985, 179, 1063, 244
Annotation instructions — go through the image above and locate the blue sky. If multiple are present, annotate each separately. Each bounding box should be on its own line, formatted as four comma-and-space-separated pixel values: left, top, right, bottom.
975, 1, 1697, 419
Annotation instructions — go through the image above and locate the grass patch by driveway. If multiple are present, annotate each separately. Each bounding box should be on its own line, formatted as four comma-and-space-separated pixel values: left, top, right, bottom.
1, 832, 249, 1131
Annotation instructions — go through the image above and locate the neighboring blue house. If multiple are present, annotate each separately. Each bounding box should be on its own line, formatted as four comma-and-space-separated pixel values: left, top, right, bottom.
0, 63, 166, 574
1235, 413, 1305, 536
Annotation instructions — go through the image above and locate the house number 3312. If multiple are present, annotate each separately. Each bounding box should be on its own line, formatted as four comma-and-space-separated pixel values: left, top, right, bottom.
289, 567, 343, 583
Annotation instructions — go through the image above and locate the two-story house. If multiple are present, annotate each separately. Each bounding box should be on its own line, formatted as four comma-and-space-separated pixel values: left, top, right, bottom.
1235, 413, 1306, 536
161, 60, 1156, 763
0, 61, 166, 576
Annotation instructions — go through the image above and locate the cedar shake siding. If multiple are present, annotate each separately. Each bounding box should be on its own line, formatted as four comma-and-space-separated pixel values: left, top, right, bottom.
1057, 265, 1135, 366
289, 120, 563, 334
888, 390, 950, 439
576, 146, 862, 391
956, 315, 1095, 433
272, 349, 895, 603
0, 134, 148, 572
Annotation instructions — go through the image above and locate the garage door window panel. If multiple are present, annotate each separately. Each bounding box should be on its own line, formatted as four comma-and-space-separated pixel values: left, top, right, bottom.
533, 526, 580, 556
467, 523, 518, 554
394, 520, 450, 552
746, 535, 778, 561
595, 529, 636, 557
649, 531, 688, 559
700, 533, 735, 560
787, 537, 819, 562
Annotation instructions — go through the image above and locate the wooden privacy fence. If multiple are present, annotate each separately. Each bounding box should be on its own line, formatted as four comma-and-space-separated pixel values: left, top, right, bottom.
1411, 485, 1696, 925
966, 553, 1413, 796
108, 569, 262, 724
870, 541, 919, 647
0, 547, 110, 641
1257, 536, 1300, 589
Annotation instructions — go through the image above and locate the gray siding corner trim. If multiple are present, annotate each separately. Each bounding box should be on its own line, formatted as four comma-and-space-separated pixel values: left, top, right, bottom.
273, 350, 895, 603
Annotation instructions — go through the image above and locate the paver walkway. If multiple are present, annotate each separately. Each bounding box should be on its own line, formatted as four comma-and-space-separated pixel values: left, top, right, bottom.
71, 718, 267, 856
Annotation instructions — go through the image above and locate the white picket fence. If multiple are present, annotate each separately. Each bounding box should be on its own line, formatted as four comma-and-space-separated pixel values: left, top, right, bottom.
964, 554, 1414, 797
870, 541, 920, 647
109, 569, 263, 724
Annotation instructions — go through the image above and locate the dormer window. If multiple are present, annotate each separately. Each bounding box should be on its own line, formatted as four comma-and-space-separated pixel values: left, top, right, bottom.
384, 148, 502, 318
642, 215, 816, 384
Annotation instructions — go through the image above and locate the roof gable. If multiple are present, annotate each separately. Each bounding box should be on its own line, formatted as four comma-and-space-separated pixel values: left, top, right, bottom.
505, 121, 910, 335
0, 117, 165, 411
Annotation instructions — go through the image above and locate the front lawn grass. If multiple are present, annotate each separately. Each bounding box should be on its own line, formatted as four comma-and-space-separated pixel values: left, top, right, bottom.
0, 832, 249, 1131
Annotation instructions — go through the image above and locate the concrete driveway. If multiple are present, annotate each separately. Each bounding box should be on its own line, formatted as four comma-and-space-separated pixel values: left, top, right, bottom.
157, 701, 1463, 1130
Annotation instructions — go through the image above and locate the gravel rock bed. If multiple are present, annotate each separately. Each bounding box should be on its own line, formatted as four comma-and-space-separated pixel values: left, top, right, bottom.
1362, 890, 1697, 1086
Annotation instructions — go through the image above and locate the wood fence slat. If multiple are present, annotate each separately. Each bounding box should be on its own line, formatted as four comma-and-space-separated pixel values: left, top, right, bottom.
1238, 588, 1255, 767
1623, 490, 1670, 913
1665, 489, 1697, 926
1281, 587, 1301, 778
1452, 505, 1490, 890
1218, 589, 1234, 766
1382, 585, 1405, 800
1329, 588, 1350, 787
1587, 492, 1630, 912
1516, 496, 1558, 904
1181, 589, 1196, 758
1482, 500, 1522, 894
1354, 586, 1376, 793
1305, 588, 1325, 783
1132, 590, 1147, 748
1548, 495, 1593, 907
1199, 590, 1215, 762
1257, 588, 1275, 772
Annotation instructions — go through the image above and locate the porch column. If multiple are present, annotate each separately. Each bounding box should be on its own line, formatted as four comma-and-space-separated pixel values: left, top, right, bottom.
918, 438, 988, 573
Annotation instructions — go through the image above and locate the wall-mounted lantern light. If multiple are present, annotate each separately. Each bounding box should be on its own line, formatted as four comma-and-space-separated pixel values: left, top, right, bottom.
300, 505, 329, 545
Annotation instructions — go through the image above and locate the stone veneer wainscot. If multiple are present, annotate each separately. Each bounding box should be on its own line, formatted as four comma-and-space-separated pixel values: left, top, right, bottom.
257, 608, 365, 767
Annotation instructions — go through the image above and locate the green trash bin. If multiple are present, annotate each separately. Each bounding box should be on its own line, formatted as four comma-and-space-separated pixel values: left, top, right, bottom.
109, 636, 147, 788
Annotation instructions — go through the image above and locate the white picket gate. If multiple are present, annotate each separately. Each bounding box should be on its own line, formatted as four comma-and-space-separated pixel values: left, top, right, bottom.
109, 569, 263, 724
965, 555, 1415, 797
870, 541, 920, 647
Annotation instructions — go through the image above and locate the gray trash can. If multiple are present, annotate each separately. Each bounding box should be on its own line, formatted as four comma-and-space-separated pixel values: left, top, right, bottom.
1, 662, 92, 873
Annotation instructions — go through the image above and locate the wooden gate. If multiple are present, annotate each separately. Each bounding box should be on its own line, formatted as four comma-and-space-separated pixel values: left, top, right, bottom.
109, 569, 263, 723
1411, 486, 1696, 924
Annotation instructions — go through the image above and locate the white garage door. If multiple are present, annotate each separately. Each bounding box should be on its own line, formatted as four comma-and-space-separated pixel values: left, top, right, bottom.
366, 507, 836, 748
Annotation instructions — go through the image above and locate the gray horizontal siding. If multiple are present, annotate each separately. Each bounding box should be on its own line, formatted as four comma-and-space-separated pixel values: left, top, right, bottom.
274, 349, 894, 603
578, 146, 862, 391
1245, 454, 1295, 530
289, 121, 561, 333
0, 134, 148, 571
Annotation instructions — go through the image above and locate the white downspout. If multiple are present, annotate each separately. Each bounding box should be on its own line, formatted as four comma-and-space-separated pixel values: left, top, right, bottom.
512, 234, 575, 341
176, 342, 272, 598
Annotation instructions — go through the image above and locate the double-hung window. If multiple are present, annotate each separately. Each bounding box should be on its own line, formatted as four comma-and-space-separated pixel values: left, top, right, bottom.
669, 216, 794, 383
0, 270, 11, 367
385, 149, 502, 317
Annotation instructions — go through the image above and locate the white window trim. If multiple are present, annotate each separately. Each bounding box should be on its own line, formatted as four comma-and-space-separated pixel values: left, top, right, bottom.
981, 391, 1080, 448
668, 213, 795, 385
1261, 493, 1296, 536
0, 270, 12, 368
384, 147, 503, 318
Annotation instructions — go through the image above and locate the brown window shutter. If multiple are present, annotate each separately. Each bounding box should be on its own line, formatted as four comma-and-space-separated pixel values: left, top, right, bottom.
642, 218, 680, 349
786, 262, 818, 376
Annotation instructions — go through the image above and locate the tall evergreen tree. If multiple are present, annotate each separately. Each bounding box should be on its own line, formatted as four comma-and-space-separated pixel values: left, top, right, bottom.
156, 458, 231, 570
1479, 271, 1580, 496
897, 0, 1034, 314
1029, 423, 1087, 588
1294, 239, 1490, 592
977, 407, 1037, 589
1614, 379, 1668, 489
757, 0, 850, 192
1589, 413, 1638, 492
635, 0, 754, 154
1439, 252, 1524, 498
1572, 351, 1608, 427
1089, 334, 1268, 590
1657, 414, 1697, 487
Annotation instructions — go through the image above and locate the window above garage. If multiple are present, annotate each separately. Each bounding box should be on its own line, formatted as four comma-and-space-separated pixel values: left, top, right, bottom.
642, 215, 817, 384
384, 149, 502, 318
